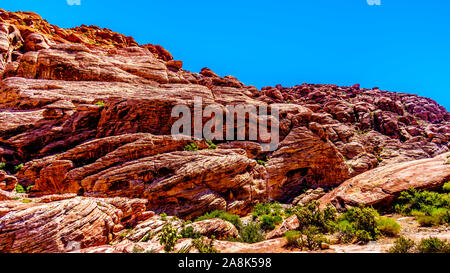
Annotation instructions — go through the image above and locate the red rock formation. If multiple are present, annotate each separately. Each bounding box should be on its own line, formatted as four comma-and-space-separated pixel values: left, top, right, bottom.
0, 9, 449, 253
319, 152, 450, 210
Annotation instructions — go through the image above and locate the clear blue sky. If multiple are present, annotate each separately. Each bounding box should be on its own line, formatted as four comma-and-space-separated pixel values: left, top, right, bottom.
2, 0, 450, 110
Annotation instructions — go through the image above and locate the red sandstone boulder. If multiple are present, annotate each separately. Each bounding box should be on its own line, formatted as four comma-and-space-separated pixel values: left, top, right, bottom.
319, 152, 450, 210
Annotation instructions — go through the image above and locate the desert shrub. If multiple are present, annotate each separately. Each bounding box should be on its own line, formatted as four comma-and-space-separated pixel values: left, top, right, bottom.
394, 188, 450, 226
0, 162, 5, 170
205, 139, 217, 150
160, 212, 168, 221
192, 237, 219, 253
394, 188, 450, 215
293, 201, 337, 233
389, 236, 416, 253
180, 226, 202, 239
158, 224, 182, 252
184, 142, 199, 151
196, 210, 242, 230
417, 237, 450, 253
256, 160, 267, 166
417, 215, 442, 227
443, 182, 450, 193
15, 184, 26, 193
259, 215, 283, 231
336, 220, 357, 243
252, 202, 284, 231
338, 206, 380, 242
94, 101, 105, 106
13, 163, 24, 173
298, 226, 329, 250
239, 223, 264, 244
377, 216, 401, 237
284, 230, 302, 248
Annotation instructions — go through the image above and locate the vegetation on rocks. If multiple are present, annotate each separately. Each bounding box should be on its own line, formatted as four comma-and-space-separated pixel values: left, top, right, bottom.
196, 210, 242, 231
158, 224, 182, 252
389, 236, 450, 253
394, 187, 450, 227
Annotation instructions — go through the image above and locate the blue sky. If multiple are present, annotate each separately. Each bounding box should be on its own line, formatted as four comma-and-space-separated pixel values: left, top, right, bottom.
2, 0, 450, 110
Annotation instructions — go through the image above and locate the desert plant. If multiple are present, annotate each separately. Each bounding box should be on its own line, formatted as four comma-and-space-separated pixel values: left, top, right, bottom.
294, 201, 338, 233
239, 223, 264, 244
158, 224, 182, 252
417, 237, 450, 253
94, 101, 105, 106
192, 237, 219, 253
338, 206, 380, 241
284, 230, 302, 248
259, 215, 283, 231
376, 216, 401, 237
205, 139, 217, 150
298, 226, 328, 250
15, 184, 26, 194
388, 236, 416, 253
180, 226, 202, 239
196, 210, 242, 230
0, 162, 5, 170
252, 202, 285, 231
184, 142, 199, 151
14, 163, 24, 173
443, 182, 450, 193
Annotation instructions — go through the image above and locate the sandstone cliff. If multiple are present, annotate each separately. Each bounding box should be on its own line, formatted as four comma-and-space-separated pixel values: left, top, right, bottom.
0, 10, 449, 253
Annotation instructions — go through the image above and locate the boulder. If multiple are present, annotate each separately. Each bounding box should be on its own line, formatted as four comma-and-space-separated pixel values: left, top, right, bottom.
0, 196, 149, 253
319, 152, 450, 210
188, 218, 239, 240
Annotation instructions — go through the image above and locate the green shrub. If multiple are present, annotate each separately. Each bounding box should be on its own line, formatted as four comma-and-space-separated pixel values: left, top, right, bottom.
355, 230, 372, 243
394, 188, 450, 216
239, 223, 264, 244
336, 220, 357, 243
377, 217, 401, 237
252, 202, 285, 231
298, 226, 328, 250
94, 101, 105, 106
14, 163, 24, 173
205, 139, 217, 150
192, 237, 219, 253
338, 206, 380, 241
15, 184, 26, 194
443, 182, 450, 193
284, 230, 302, 248
180, 226, 202, 239
184, 143, 199, 151
196, 210, 242, 230
259, 215, 283, 231
160, 212, 167, 221
417, 237, 450, 253
389, 237, 416, 253
294, 201, 337, 233
0, 162, 5, 170
417, 215, 442, 227
158, 224, 182, 252
256, 160, 266, 166
26, 185, 34, 193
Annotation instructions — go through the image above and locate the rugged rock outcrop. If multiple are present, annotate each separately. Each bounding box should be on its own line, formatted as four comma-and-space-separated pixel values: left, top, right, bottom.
187, 218, 239, 240
0, 9, 449, 253
0, 195, 149, 253
319, 152, 450, 210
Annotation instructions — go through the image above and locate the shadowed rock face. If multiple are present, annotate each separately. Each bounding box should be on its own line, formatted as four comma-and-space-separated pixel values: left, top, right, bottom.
0, 10, 449, 253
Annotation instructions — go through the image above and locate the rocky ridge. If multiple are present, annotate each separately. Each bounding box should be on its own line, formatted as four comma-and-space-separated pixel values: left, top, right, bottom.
0, 10, 449, 253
